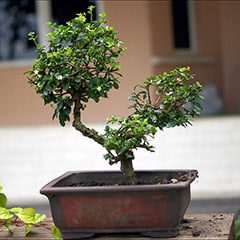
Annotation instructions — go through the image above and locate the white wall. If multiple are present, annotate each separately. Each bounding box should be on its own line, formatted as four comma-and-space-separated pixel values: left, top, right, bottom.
1, 115, 240, 205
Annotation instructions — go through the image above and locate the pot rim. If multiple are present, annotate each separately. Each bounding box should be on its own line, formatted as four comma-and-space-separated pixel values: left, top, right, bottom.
40, 169, 198, 194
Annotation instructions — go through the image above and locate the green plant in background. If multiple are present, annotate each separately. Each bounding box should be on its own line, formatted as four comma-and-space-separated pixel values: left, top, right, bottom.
0, 181, 61, 239
27, 6, 203, 185
0, 181, 43, 234
236, 220, 240, 240
235, 210, 240, 240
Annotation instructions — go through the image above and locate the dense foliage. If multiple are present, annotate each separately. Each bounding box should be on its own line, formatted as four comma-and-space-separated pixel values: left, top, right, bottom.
27, 6, 203, 185
103, 67, 202, 165
27, 6, 125, 127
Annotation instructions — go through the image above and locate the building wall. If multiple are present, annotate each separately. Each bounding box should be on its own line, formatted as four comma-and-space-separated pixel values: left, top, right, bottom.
0, 1, 153, 126
0, 1, 239, 126
150, 1, 224, 107
0, 66, 55, 125
219, 2, 240, 112
149, 1, 240, 114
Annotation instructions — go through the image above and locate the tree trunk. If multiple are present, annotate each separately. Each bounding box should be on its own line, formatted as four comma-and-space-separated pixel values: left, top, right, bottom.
72, 94, 104, 145
120, 153, 136, 185
73, 95, 137, 185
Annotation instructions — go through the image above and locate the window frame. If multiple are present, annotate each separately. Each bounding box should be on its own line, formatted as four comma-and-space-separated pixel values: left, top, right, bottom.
0, 0, 102, 68
172, 0, 197, 55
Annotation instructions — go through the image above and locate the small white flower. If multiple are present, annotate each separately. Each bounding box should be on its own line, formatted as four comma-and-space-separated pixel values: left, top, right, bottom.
57, 75, 64, 80
117, 41, 123, 48
34, 70, 39, 75
97, 86, 102, 92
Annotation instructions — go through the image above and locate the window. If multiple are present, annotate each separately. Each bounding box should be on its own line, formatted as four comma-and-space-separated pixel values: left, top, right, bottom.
51, 0, 96, 25
0, 0, 37, 60
0, 0, 97, 61
171, 0, 196, 52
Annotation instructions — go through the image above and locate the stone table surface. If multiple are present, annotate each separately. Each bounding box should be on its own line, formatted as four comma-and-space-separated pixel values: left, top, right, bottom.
0, 213, 235, 239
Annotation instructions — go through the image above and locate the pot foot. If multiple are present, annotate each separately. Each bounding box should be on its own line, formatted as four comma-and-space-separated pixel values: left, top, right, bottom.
141, 229, 178, 238
62, 232, 94, 239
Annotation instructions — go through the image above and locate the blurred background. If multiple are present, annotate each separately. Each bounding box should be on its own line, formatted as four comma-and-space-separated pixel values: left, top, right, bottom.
0, 0, 239, 216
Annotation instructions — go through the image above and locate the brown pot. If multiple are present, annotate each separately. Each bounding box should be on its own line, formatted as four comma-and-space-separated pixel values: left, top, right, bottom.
40, 170, 198, 239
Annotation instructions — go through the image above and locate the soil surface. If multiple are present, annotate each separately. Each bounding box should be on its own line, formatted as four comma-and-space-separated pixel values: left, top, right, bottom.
178, 213, 235, 239
68, 170, 198, 187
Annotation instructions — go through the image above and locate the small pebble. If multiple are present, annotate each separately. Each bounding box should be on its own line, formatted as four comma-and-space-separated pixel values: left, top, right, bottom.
192, 229, 201, 237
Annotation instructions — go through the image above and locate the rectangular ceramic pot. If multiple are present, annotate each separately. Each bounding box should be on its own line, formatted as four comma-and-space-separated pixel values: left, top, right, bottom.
40, 170, 198, 239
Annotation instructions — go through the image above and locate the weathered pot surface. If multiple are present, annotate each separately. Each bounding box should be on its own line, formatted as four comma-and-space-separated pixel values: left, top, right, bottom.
40, 170, 198, 239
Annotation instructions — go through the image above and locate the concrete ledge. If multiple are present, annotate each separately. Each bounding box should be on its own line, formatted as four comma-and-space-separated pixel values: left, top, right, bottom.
0, 214, 235, 239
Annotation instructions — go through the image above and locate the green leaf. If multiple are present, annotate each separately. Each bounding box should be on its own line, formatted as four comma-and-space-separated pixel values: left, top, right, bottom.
0, 207, 13, 220
59, 112, 66, 126
25, 223, 32, 235
236, 231, 240, 240
52, 224, 62, 240
193, 101, 203, 111
235, 219, 240, 232
236, 220, 240, 240
15, 208, 46, 224
10, 207, 23, 213
0, 193, 7, 208
34, 212, 47, 223
0, 181, 3, 193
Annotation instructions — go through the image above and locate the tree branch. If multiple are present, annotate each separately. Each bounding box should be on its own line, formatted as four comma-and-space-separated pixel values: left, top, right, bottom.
72, 93, 104, 146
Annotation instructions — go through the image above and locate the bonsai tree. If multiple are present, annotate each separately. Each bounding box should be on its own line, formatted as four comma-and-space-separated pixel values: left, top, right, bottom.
27, 6, 203, 185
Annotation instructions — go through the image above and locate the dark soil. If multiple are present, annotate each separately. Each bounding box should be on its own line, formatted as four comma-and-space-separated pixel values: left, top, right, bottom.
68, 170, 198, 187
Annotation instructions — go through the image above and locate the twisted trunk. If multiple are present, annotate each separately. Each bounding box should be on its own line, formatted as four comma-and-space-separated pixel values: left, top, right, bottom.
72, 94, 104, 145
72, 94, 136, 185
